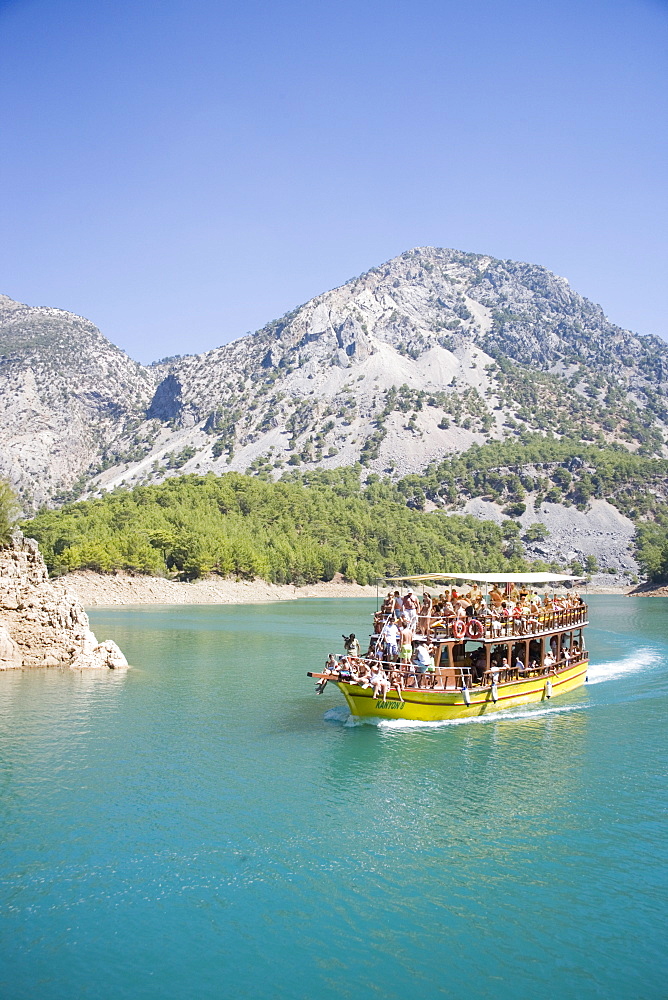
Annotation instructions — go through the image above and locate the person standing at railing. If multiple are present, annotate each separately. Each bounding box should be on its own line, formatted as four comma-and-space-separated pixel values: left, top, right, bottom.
489, 605, 503, 636
418, 592, 432, 635
399, 620, 414, 666
344, 633, 361, 658
403, 591, 419, 629
414, 639, 431, 687
490, 585, 504, 608
381, 619, 400, 664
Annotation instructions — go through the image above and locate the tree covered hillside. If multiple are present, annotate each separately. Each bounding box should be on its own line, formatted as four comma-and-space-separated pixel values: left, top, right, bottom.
23, 469, 539, 584
23, 433, 668, 585
393, 434, 668, 519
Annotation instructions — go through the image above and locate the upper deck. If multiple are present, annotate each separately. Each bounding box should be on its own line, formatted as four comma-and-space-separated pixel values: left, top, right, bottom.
429, 603, 588, 644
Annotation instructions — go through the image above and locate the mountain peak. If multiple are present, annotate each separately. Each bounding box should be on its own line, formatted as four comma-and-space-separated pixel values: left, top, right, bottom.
1, 247, 666, 507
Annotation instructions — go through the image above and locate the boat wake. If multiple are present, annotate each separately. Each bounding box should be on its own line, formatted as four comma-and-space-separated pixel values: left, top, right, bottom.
323, 706, 358, 726
376, 703, 584, 729
324, 702, 584, 730
585, 647, 662, 685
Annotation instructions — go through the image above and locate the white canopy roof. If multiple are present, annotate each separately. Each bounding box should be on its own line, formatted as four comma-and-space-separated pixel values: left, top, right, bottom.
385, 572, 585, 584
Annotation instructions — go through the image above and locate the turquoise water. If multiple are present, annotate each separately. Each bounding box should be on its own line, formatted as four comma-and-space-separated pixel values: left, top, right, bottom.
0, 595, 666, 999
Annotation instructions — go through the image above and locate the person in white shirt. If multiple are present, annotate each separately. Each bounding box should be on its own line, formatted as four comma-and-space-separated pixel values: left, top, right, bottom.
381, 620, 400, 663
370, 664, 390, 699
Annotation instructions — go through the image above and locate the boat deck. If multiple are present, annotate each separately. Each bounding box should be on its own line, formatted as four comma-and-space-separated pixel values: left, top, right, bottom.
310, 651, 589, 694
412, 605, 588, 643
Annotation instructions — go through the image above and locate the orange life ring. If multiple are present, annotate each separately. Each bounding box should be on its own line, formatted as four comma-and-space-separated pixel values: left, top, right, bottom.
452, 619, 466, 639
466, 618, 484, 639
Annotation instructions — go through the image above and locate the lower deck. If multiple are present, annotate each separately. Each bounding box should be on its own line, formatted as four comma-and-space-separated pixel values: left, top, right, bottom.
335, 657, 589, 722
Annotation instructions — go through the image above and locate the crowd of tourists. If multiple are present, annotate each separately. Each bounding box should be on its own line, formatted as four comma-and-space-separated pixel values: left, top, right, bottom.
314, 583, 586, 698
373, 585, 586, 639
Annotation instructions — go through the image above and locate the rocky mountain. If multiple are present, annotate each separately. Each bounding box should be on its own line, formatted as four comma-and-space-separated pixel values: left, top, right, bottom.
0, 294, 156, 506
1, 247, 667, 509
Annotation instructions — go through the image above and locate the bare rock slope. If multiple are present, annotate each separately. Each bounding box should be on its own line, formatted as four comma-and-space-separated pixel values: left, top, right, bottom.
0, 533, 128, 669
2, 247, 667, 507
93, 247, 668, 494
0, 294, 157, 507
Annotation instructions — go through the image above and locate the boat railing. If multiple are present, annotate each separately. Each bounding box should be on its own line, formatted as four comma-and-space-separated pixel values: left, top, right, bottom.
374, 604, 588, 642
311, 651, 588, 693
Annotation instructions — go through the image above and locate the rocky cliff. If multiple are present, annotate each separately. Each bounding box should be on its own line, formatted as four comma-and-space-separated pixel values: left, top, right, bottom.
0, 533, 128, 669
0, 294, 157, 507
1, 247, 667, 507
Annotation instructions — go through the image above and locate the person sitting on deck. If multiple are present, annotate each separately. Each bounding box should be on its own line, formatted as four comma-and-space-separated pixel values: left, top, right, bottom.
514, 654, 526, 676
353, 659, 372, 688
388, 667, 404, 702
315, 653, 339, 693
369, 663, 390, 699
543, 650, 556, 672
455, 601, 468, 620
337, 655, 353, 681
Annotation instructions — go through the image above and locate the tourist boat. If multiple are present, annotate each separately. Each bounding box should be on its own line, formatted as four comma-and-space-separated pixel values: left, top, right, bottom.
308, 572, 589, 722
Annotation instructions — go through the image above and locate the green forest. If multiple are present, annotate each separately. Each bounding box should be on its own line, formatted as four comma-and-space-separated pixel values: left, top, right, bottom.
19, 435, 668, 584
23, 469, 542, 585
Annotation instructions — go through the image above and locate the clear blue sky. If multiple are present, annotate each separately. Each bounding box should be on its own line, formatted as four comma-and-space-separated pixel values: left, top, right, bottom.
0, 0, 666, 363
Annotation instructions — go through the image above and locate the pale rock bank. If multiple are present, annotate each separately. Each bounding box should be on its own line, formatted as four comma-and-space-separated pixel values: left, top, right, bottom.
0, 534, 128, 669
57, 570, 379, 606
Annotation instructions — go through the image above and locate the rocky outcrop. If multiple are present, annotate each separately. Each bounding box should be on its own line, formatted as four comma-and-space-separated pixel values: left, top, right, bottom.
0, 533, 128, 669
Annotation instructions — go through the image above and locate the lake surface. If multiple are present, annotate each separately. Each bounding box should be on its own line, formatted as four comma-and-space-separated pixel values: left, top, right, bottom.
0, 595, 666, 999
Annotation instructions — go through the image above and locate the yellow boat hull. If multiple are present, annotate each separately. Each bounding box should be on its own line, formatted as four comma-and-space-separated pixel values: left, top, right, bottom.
337, 660, 589, 722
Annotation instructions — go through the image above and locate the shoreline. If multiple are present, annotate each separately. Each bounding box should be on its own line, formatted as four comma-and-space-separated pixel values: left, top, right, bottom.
59, 571, 380, 606
56, 570, 643, 608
